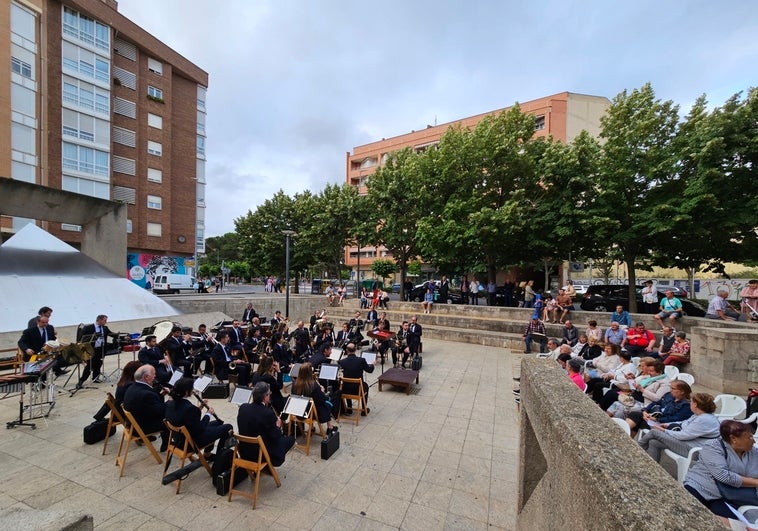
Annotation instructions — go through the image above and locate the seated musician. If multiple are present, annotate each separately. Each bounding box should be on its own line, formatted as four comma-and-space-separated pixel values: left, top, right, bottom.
372, 313, 392, 358
252, 357, 285, 414
291, 363, 337, 435
335, 322, 350, 348
122, 364, 169, 452
166, 377, 233, 456
248, 317, 263, 338
138, 335, 172, 385
366, 308, 378, 329
211, 331, 251, 386
348, 312, 365, 345
392, 321, 411, 368
270, 332, 293, 375
17, 314, 68, 377
338, 343, 377, 415
237, 382, 295, 467
190, 324, 215, 375
244, 327, 264, 364
313, 323, 334, 352
227, 319, 245, 351
165, 326, 193, 374
310, 344, 332, 372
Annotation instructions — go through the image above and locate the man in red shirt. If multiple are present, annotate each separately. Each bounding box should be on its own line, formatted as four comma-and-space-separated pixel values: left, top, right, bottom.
621, 322, 656, 357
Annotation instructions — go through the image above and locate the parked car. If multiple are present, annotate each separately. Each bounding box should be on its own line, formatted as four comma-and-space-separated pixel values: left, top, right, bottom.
409, 280, 464, 304
579, 284, 706, 316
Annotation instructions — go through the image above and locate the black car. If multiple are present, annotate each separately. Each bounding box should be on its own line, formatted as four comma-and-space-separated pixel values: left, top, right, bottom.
409, 280, 464, 304
579, 284, 706, 316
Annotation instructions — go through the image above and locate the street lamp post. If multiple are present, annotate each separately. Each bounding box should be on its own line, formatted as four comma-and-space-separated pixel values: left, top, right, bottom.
282, 230, 297, 319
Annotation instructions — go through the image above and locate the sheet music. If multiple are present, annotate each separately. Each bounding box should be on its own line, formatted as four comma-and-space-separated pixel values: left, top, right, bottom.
329, 347, 343, 361
230, 386, 253, 405
283, 395, 311, 417
318, 364, 338, 381
290, 363, 302, 379
361, 351, 376, 364
168, 369, 183, 387
194, 374, 213, 393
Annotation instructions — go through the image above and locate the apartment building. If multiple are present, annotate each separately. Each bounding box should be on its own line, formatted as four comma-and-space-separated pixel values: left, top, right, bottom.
344, 91, 610, 275
1, 0, 208, 286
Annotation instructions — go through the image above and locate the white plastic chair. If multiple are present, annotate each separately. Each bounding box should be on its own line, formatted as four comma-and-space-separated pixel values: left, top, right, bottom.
663, 446, 701, 484
664, 365, 679, 380
738, 505, 758, 525
714, 394, 748, 421
610, 417, 631, 436
676, 373, 695, 386
631, 357, 641, 370
739, 412, 758, 425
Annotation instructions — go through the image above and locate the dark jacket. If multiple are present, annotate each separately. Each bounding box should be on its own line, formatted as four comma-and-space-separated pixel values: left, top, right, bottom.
646, 393, 693, 424
18, 324, 56, 361
122, 381, 166, 434
237, 402, 293, 466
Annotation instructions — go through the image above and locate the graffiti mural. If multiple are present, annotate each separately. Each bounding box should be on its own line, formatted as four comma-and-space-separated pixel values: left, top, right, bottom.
127, 254, 188, 289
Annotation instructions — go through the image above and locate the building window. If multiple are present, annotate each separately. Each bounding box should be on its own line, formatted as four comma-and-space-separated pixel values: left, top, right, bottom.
62, 175, 109, 199
114, 97, 136, 118
147, 141, 162, 156
197, 85, 207, 111
147, 113, 162, 129
126, 219, 133, 234
147, 222, 162, 237
11, 3, 36, 49
147, 195, 162, 210
112, 126, 136, 147
147, 85, 163, 102
147, 168, 162, 183
196, 136, 205, 157
112, 185, 136, 204
61, 76, 109, 115
61, 223, 82, 232
11, 57, 33, 78
62, 6, 110, 53
113, 38, 136, 61
113, 156, 136, 175
12, 161, 36, 183
113, 66, 136, 90
196, 111, 206, 134
535, 115, 546, 131
11, 82, 35, 118
147, 58, 163, 75
12, 122, 35, 156
62, 142, 109, 177
61, 109, 109, 145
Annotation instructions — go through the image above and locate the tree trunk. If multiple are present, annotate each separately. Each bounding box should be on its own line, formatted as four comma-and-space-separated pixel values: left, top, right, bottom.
626, 254, 637, 313
687, 267, 696, 299
543, 259, 551, 293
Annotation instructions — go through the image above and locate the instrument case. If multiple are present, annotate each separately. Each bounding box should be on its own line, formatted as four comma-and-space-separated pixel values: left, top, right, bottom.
320, 429, 340, 460
203, 382, 229, 399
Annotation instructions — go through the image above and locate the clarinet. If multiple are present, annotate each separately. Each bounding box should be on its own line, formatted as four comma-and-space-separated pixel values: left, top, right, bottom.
192, 391, 222, 422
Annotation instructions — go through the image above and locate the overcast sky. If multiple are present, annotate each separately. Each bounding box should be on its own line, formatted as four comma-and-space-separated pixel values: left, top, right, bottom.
117, 0, 758, 238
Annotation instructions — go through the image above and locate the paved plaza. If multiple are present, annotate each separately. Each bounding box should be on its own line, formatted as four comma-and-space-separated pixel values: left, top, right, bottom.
0, 338, 519, 530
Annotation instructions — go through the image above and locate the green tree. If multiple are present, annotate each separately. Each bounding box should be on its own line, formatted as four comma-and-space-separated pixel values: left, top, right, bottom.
591, 83, 680, 311
371, 258, 397, 287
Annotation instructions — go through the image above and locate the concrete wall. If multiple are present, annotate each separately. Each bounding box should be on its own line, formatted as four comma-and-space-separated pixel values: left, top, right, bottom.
517, 357, 721, 531
691, 325, 758, 395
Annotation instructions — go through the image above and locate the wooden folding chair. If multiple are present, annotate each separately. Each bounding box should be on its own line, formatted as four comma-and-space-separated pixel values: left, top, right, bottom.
339, 377, 367, 426
228, 434, 281, 509
102, 392, 126, 455
162, 420, 213, 494
116, 408, 163, 477
287, 397, 325, 456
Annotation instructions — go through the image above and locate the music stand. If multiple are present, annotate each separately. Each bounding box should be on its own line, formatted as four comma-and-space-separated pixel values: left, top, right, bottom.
230, 386, 253, 405
283, 395, 311, 417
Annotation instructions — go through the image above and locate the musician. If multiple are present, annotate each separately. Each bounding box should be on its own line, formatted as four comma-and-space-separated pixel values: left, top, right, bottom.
227, 319, 245, 351
244, 327, 264, 364
376, 312, 391, 332
338, 343, 376, 415
138, 335, 172, 385
166, 377, 233, 455
335, 323, 350, 348
27, 306, 53, 329
392, 321, 411, 368
241, 302, 258, 324
310, 344, 332, 371
122, 364, 169, 452
211, 331, 252, 386
407, 316, 423, 357
18, 315, 68, 377
309, 309, 321, 330
249, 317, 263, 337
270, 333, 293, 375
237, 382, 295, 467
372, 313, 392, 358
270, 311, 283, 329
366, 308, 378, 328
165, 326, 193, 373
78, 314, 118, 386
348, 312, 365, 345
252, 357, 285, 413
291, 320, 311, 361
190, 324, 215, 374
313, 324, 334, 352
292, 363, 337, 435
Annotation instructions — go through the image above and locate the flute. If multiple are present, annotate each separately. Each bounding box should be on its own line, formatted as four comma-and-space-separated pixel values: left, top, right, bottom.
192, 391, 222, 422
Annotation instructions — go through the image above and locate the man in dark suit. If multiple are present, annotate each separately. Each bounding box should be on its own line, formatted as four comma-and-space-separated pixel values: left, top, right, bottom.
190, 324, 215, 374
226, 320, 245, 351
407, 315, 423, 357
237, 382, 295, 467
270, 333, 292, 375
290, 320, 310, 361
122, 364, 169, 451
338, 343, 376, 415
27, 306, 53, 330
334, 322, 350, 347
78, 314, 118, 386
211, 331, 251, 386
241, 303, 258, 324
18, 315, 68, 376
138, 335, 172, 384
164, 326, 193, 374
270, 311, 283, 329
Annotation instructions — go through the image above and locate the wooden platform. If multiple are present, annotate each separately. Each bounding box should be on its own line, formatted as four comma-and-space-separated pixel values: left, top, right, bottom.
377, 367, 419, 395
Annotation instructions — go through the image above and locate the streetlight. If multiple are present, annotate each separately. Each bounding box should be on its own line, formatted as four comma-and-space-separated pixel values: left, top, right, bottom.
282, 229, 297, 318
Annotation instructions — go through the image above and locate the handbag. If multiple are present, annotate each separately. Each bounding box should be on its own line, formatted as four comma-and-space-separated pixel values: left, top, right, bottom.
715, 440, 758, 506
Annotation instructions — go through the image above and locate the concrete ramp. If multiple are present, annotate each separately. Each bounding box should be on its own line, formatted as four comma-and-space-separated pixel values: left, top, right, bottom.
0, 224, 179, 333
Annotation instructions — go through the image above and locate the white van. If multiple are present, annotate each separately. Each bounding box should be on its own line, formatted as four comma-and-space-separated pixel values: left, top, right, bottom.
153, 274, 197, 294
